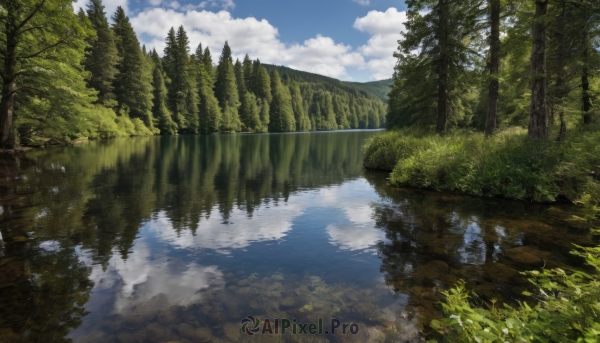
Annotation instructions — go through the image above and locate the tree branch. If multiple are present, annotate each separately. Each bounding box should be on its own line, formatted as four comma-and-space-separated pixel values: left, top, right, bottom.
15, 0, 48, 33
17, 39, 66, 59
16, 25, 46, 37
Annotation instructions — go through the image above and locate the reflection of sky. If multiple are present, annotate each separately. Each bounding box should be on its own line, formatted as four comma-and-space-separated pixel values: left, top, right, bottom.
152, 179, 386, 254
76, 179, 389, 325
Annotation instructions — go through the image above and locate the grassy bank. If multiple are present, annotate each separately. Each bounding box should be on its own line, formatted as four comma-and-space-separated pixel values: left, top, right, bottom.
363, 127, 600, 203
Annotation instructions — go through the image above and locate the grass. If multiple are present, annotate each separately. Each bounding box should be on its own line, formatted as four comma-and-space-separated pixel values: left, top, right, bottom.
363, 126, 600, 203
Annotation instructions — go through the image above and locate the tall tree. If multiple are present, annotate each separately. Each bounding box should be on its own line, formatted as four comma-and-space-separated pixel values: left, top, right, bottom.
84, 0, 120, 107
150, 50, 177, 134
290, 82, 310, 131
485, 0, 500, 136
269, 70, 296, 132
0, 0, 95, 148
163, 26, 198, 131
529, 0, 549, 139
214, 41, 240, 131
111, 7, 154, 129
253, 63, 272, 104
202, 46, 214, 85
196, 63, 221, 133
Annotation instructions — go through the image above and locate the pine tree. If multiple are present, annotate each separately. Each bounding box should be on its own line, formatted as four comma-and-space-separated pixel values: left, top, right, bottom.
240, 92, 261, 132
214, 42, 241, 132
258, 98, 270, 132
151, 50, 178, 135
289, 82, 310, 131
84, 0, 120, 107
202, 47, 215, 85
253, 62, 272, 103
163, 26, 198, 131
243, 55, 254, 91
269, 70, 296, 132
111, 7, 154, 130
196, 63, 222, 133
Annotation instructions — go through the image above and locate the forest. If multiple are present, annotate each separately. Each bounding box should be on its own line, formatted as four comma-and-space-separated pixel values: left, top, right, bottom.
0, 0, 387, 149
361, 0, 600, 341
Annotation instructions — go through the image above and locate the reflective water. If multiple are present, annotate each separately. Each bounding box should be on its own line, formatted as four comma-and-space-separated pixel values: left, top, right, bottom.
0, 132, 595, 343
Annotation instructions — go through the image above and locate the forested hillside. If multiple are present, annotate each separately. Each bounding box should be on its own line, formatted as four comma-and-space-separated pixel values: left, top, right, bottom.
345, 79, 393, 102
0, 0, 386, 149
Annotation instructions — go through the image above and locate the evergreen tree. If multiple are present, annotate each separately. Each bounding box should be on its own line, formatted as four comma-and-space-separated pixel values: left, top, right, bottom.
289, 82, 310, 131
214, 42, 241, 132
151, 50, 178, 135
253, 61, 272, 103
202, 47, 215, 85
269, 70, 296, 132
258, 98, 270, 132
243, 55, 254, 91
163, 26, 198, 131
111, 7, 154, 129
196, 63, 222, 133
84, 0, 120, 107
240, 92, 262, 132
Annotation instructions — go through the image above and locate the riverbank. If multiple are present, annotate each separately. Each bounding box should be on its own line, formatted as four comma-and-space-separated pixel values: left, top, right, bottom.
363, 126, 600, 204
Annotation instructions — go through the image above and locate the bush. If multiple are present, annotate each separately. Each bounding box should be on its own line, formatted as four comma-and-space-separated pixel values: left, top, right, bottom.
430, 242, 600, 343
363, 127, 600, 203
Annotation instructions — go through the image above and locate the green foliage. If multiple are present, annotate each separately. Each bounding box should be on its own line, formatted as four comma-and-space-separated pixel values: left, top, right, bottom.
83, 0, 120, 107
268, 70, 296, 132
364, 126, 600, 203
111, 7, 155, 131
215, 41, 241, 132
431, 243, 600, 343
150, 50, 178, 135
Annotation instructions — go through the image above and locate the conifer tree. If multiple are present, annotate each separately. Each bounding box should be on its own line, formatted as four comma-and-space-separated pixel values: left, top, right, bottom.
257, 98, 270, 132
214, 42, 241, 132
253, 61, 272, 103
111, 7, 154, 129
269, 70, 296, 132
163, 26, 198, 131
151, 50, 178, 135
289, 82, 310, 131
196, 63, 222, 133
240, 92, 261, 132
202, 47, 215, 85
243, 55, 254, 91
84, 0, 120, 107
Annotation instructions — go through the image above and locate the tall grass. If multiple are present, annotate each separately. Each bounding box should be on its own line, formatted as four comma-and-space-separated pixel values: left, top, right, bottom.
363, 126, 600, 203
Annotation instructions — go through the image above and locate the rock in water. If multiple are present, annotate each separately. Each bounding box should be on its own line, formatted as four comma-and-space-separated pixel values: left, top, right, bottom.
194, 327, 213, 342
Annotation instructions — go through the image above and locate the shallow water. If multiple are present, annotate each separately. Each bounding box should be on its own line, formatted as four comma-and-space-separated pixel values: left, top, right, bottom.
0, 131, 595, 343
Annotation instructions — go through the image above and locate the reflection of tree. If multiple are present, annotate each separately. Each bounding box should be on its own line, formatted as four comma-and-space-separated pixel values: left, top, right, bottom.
365, 171, 595, 331
0, 132, 372, 340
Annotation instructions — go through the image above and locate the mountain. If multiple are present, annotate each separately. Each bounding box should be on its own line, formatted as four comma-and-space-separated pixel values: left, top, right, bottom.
345, 79, 393, 102
262, 64, 391, 102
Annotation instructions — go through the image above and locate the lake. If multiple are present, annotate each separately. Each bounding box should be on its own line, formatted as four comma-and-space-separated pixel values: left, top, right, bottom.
0, 131, 595, 343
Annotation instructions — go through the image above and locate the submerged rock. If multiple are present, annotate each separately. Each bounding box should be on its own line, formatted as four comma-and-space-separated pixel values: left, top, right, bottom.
194, 327, 213, 342
505, 246, 551, 266
146, 323, 170, 343
157, 305, 183, 325
177, 323, 196, 340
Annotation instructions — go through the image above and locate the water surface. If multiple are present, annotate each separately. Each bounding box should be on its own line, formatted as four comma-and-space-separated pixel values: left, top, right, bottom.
0, 132, 595, 343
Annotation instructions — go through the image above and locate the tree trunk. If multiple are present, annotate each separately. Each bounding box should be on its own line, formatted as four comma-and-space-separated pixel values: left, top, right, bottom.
582, 41, 592, 124
437, 0, 448, 134
485, 0, 500, 136
0, 8, 18, 150
553, 3, 567, 141
529, 0, 549, 139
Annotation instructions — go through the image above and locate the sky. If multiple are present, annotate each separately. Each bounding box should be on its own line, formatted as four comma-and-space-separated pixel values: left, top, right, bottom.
73, 0, 410, 82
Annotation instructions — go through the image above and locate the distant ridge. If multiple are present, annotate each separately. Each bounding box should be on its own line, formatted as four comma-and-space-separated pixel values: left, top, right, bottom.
262, 64, 392, 102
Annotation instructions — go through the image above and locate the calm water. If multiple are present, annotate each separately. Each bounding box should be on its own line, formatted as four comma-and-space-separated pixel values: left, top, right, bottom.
0, 131, 596, 343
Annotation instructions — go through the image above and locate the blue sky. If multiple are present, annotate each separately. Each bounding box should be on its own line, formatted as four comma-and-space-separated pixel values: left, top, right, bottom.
74, 0, 409, 82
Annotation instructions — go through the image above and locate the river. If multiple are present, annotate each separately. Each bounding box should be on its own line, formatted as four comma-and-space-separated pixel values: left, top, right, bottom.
0, 131, 595, 342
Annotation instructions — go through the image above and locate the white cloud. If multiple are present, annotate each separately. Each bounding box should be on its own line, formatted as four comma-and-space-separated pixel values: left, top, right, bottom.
353, 0, 371, 5
354, 8, 407, 80
73, 0, 129, 19
74, 4, 405, 80
130, 9, 365, 79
